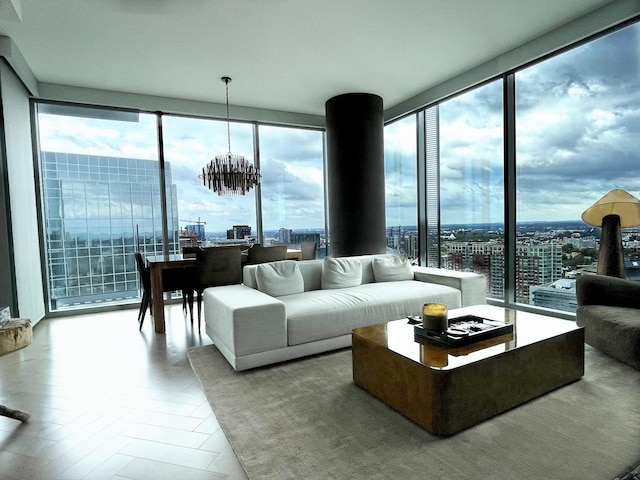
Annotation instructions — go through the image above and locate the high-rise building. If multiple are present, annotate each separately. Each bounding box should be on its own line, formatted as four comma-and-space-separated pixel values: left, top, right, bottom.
279, 228, 292, 244
41, 151, 179, 309
530, 279, 577, 312
386, 226, 418, 262
444, 241, 563, 304
290, 232, 320, 245
227, 225, 252, 240
185, 223, 205, 242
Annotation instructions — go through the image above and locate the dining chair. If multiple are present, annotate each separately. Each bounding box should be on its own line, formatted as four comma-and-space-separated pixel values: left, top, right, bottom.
182, 246, 202, 258
135, 251, 194, 330
300, 241, 317, 260
193, 248, 243, 329
134, 252, 152, 329
246, 245, 288, 264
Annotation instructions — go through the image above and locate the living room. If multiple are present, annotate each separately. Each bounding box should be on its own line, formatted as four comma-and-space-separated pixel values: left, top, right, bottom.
1, 1, 640, 479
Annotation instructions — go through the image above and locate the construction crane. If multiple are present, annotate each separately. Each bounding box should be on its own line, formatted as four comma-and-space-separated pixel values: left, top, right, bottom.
179, 218, 206, 247
181, 217, 206, 226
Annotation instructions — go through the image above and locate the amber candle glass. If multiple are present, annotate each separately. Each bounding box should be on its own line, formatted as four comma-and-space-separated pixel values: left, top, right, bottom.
422, 303, 448, 331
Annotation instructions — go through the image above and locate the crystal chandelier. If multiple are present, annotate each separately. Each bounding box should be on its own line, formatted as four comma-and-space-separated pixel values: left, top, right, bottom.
199, 77, 261, 196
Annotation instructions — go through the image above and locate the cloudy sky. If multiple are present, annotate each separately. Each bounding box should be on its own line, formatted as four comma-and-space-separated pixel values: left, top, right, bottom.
385, 20, 640, 227
39, 21, 640, 234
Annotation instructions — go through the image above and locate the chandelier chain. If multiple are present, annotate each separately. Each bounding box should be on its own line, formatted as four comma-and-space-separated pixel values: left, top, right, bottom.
224, 77, 232, 155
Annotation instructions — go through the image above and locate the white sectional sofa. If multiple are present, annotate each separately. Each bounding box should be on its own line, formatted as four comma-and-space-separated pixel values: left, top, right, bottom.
203, 254, 486, 371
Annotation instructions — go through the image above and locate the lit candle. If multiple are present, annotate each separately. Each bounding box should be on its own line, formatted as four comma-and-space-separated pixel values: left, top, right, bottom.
422, 303, 448, 331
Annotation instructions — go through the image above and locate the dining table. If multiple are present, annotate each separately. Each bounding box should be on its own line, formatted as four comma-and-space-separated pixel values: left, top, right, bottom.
145, 248, 303, 333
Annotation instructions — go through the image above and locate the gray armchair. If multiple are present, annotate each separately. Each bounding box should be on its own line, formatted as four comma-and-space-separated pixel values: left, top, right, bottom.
576, 274, 640, 369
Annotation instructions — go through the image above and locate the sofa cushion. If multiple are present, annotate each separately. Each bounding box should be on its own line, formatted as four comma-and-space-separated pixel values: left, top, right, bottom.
577, 304, 640, 370
373, 255, 414, 282
282, 280, 462, 346
255, 261, 304, 297
321, 257, 362, 289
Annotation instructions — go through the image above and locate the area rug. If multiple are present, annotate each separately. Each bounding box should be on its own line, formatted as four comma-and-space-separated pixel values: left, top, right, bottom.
188, 344, 640, 480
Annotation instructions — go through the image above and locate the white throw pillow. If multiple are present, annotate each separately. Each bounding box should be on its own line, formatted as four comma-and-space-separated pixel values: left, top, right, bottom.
321, 257, 362, 289
372, 255, 414, 282
255, 261, 304, 297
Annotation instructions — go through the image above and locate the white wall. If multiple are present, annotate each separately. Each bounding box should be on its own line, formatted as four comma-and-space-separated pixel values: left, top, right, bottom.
0, 61, 45, 325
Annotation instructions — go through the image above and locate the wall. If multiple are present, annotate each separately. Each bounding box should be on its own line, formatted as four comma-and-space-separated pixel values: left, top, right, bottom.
0, 60, 45, 324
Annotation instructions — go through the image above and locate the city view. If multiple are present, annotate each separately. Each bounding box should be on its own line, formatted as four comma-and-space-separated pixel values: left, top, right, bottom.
165, 211, 640, 304
35, 21, 640, 314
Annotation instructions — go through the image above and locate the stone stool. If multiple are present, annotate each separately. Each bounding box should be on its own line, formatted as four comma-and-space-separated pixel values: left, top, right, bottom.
0, 318, 32, 421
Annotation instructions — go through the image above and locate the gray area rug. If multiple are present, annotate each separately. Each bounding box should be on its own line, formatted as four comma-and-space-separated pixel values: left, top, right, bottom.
188, 343, 640, 480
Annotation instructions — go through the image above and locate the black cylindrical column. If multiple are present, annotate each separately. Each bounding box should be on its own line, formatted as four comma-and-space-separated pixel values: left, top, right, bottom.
326, 93, 386, 257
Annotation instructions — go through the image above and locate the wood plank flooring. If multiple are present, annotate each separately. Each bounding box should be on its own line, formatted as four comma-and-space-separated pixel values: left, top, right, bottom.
0, 304, 249, 480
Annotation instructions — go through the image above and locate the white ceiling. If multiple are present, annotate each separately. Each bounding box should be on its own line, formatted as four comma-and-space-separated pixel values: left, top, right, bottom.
0, 0, 616, 117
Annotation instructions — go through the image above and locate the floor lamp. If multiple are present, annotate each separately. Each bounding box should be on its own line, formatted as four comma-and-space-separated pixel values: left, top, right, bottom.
581, 189, 640, 278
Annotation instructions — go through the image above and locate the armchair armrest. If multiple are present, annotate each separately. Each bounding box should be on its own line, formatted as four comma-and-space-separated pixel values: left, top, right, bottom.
202, 284, 287, 357
576, 275, 640, 309
413, 267, 486, 307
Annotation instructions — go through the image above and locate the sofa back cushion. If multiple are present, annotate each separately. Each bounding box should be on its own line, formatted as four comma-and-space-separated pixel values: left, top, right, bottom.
321, 257, 362, 289
255, 261, 304, 297
243, 254, 394, 293
372, 255, 414, 282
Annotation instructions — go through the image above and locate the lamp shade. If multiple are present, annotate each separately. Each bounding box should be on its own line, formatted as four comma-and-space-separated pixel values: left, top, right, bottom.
581, 189, 640, 228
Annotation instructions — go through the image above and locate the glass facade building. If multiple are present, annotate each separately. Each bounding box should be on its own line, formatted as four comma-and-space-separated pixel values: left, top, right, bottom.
41, 151, 179, 309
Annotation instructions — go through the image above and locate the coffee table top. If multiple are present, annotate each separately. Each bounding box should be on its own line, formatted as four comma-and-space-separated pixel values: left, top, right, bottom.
352, 304, 582, 371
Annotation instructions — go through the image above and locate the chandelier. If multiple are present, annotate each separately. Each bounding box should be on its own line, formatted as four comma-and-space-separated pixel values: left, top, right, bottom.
199, 77, 261, 196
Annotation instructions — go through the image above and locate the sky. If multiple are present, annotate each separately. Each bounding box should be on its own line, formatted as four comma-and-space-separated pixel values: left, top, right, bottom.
38, 21, 640, 233
384, 21, 640, 226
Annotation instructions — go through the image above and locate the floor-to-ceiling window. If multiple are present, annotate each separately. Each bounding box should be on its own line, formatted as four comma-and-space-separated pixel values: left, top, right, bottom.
37, 105, 160, 310
384, 114, 418, 262
439, 80, 505, 300
161, 115, 257, 247
382, 19, 640, 316
258, 124, 327, 257
515, 21, 640, 312
35, 106, 328, 312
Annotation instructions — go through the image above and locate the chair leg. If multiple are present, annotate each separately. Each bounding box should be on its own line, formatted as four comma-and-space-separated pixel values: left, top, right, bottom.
187, 291, 194, 325
182, 289, 189, 313
138, 292, 149, 330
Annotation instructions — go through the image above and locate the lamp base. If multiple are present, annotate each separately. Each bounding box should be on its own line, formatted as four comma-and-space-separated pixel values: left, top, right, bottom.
597, 214, 626, 278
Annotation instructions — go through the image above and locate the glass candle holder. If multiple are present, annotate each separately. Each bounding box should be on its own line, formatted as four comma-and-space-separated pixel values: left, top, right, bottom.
422, 303, 448, 331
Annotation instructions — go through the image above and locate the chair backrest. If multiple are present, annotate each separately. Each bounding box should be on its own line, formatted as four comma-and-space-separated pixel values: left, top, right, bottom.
247, 245, 288, 265
300, 241, 317, 260
195, 247, 242, 289
134, 252, 151, 293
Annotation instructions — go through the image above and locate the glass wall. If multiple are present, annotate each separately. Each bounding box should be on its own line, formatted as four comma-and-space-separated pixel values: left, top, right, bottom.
258, 125, 327, 257
515, 21, 640, 312
161, 115, 257, 247
439, 80, 504, 300
37, 107, 160, 309
384, 115, 418, 262
36, 107, 327, 312
381, 20, 640, 315
35, 19, 640, 316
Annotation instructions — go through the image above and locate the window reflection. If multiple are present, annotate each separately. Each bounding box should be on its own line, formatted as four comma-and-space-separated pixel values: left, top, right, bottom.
258, 125, 327, 257
384, 115, 418, 262
439, 80, 505, 300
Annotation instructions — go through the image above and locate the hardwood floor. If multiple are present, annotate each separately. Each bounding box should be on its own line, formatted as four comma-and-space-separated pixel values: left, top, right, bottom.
0, 304, 249, 480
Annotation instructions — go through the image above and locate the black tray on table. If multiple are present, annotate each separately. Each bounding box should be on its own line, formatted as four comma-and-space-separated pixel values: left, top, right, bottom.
413, 314, 514, 347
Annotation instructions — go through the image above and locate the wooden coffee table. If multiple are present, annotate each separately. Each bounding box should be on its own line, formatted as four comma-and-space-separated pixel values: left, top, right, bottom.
352, 304, 584, 436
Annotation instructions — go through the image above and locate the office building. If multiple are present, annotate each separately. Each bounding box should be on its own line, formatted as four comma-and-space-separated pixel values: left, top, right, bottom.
41, 151, 179, 309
